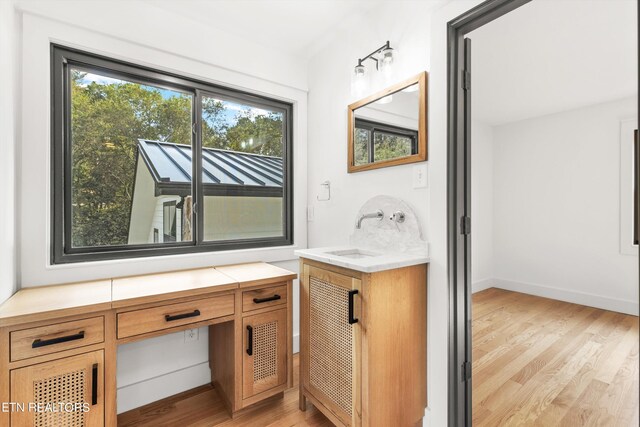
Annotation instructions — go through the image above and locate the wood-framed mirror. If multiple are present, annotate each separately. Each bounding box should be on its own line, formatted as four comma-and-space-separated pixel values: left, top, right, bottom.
348, 71, 427, 173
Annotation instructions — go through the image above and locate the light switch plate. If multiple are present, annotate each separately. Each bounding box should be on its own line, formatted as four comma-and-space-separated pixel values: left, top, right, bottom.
413, 164, 428, 188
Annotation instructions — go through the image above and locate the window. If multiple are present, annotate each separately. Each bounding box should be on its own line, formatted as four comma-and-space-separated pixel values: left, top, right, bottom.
353, 118, 418, 165
52, 45, 293, 263
163, 201, 178, 243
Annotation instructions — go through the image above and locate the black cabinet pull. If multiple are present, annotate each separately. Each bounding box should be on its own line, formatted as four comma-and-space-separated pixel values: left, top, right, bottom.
32, 331, 85, 348
246, 325, 253, 356
253, 294, 281, 304
348, 290, 359, 325
165, 309, 201, 322
91, 363, 98, 405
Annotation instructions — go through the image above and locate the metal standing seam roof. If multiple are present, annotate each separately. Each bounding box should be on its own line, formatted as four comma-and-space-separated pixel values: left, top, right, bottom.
136, 139, 284, 197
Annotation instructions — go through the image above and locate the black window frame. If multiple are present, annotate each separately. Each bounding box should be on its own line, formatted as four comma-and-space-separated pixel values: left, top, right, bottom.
51, 44, 293, 264
354, 118, 418, 163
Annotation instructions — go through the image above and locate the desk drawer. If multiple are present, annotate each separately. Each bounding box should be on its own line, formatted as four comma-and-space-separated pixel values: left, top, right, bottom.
242, 284, 287, 313
117, 294, 235, 339
10, 317, 104, 362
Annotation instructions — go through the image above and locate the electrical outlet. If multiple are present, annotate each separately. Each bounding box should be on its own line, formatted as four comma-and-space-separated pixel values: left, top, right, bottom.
413, 164, 428, 188
307, 205, 315, 221
184, 328, 199, 343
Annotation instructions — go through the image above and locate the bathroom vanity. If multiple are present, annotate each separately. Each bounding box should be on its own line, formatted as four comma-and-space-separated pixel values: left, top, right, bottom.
297, 256, 427, 427
296, 196, 429, 427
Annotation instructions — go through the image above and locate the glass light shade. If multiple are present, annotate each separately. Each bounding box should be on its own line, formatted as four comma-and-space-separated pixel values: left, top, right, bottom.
379, 47, 394, 72
351, 64, 367, 98
402, 83, 419, 93
376, 94, 393, 105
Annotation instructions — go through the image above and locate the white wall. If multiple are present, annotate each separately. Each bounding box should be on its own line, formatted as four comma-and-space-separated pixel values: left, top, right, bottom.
491, 97, 638, 315
13, 0, 308, 412
0, 0, 19, 305
306, 1, 485, 425
471, 120, 494, 292
307, 2, 432, 253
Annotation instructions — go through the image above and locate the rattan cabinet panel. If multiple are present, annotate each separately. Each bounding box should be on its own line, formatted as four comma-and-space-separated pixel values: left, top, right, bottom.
300, 260, 427, 427
301, 264, 361, 427
242, 309, 287, 400
10, 350, 104, 427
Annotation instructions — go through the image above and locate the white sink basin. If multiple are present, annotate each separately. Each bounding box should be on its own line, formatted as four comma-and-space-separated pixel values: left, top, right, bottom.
295, 246, 428, 273
324, 248, 381, 259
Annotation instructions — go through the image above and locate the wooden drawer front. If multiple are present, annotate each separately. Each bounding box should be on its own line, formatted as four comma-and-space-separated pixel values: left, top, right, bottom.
117, 294, 235, 339
242, 284, 287, 313
10, 317, 104, 362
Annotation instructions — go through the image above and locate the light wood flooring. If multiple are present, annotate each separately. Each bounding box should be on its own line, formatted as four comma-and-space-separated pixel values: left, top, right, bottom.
117, 353, 331, 427
473, 288, 639, 426
118, 288, 639, 426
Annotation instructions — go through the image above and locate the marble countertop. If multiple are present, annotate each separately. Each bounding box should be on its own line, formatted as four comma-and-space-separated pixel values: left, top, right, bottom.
295, 246, 429, 273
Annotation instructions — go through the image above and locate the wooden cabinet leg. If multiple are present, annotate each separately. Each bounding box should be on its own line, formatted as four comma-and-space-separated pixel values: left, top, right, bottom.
299, 386, 307, 411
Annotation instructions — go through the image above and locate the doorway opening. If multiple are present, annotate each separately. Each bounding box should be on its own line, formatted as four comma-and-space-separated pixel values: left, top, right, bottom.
447, 1, 639, 426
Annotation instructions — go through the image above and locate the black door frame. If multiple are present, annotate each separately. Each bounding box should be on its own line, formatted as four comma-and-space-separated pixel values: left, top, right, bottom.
446, 1, 532, 426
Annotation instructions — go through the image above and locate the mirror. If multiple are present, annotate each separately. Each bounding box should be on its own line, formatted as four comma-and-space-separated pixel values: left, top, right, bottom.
348, 72, 427, 173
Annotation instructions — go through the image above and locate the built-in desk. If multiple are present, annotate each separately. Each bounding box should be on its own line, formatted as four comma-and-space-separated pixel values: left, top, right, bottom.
0, 262, 296, 426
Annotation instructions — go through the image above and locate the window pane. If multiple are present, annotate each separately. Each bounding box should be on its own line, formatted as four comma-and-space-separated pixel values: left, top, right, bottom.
373, 131, 413, 162
201, 95, 285, 241
69, 68, 193, 248
354, 128, 370, 166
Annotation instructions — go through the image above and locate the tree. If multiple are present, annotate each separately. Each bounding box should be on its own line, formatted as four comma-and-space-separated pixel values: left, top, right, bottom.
70, 72, 284, 248
70, 71, 191, 247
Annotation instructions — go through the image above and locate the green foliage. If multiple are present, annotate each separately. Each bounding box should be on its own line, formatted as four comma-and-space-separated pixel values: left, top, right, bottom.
373, 132, 412, 162
353, 125, 413, 166
69, 71, 284, 248
202, 97, 283, 157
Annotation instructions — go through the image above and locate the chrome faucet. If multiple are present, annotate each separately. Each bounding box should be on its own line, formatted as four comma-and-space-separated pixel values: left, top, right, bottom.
356, 210, 384, 229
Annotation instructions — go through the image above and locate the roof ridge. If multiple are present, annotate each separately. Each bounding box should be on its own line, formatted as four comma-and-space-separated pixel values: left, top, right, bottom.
138, 138, 282, 160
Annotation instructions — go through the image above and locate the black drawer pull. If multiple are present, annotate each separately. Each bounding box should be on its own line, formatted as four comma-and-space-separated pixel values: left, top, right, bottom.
165, 309, 201, 322
32, 331, 85, 348
348, 290, 359, 325
91, 363, 98, 405
253, 294, 281, 304
246, 325, 253, 356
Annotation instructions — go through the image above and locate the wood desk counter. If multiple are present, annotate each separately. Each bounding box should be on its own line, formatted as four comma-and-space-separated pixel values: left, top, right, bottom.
215, 262, 297, 288
0, 279, 112, 328
112, 267, 238, 308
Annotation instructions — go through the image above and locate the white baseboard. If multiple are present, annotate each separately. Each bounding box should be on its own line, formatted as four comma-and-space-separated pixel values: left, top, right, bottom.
472, 278, 494, 294
492, 278, 639, 316
117, 361, 211, 414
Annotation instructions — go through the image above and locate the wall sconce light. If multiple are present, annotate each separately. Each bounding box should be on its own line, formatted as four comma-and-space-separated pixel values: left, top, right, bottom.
351, 41, 395, 97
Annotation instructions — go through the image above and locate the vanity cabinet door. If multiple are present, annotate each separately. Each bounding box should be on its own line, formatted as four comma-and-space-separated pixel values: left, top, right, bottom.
10, 350, 104, 427
242, 308, 287, 400
301, 265, 362, 427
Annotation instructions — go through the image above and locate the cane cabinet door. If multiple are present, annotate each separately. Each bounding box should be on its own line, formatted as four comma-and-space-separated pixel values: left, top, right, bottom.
302, 264, 362, 427
242, 308, 288, 399
10, 350, 104, 427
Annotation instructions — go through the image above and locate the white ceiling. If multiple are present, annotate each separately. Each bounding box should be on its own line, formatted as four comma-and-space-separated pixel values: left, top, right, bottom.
470, 0, 637, 126
145, 0, 384, 59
